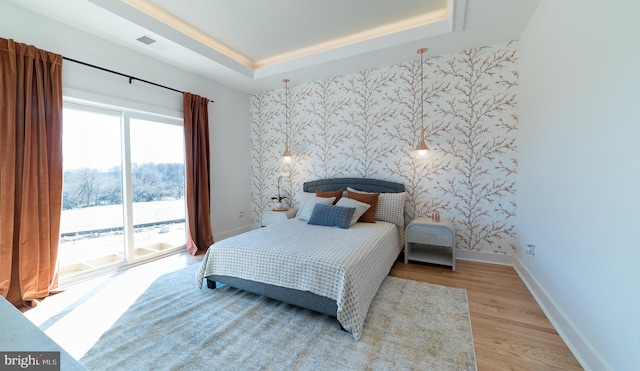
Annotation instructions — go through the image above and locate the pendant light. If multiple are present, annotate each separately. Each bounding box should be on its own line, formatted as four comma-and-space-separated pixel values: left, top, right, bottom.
281, 78, 292, 163
414, 48, 429, 157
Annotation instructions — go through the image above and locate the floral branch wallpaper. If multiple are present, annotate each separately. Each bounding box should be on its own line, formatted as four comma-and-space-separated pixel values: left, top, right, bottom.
250, 41, 518, 254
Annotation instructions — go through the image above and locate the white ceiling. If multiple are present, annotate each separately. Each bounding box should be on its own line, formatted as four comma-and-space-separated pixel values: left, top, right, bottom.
7, 0, 540, 93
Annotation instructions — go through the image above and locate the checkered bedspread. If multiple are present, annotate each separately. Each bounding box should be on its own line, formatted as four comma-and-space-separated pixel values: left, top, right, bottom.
196, 218, 401, 340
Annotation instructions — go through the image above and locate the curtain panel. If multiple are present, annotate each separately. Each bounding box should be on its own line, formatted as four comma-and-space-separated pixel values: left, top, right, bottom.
183, 93, 214, 255
0, 38, 63, 306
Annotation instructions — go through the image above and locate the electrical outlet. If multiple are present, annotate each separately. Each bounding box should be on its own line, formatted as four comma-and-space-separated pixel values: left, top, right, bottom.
238, 211, 244, 219
526, 244, 536, 256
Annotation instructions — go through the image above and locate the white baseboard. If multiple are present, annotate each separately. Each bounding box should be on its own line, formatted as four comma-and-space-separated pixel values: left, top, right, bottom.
456, 249, 514, 266
513, 257, 610, 371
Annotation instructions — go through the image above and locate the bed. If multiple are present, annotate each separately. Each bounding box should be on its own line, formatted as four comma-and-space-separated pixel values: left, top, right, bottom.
196, 178, 405, 340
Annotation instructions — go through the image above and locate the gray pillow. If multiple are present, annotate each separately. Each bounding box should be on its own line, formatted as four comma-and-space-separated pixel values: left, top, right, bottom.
297, 196, 336, 221
307, 203, 356, 229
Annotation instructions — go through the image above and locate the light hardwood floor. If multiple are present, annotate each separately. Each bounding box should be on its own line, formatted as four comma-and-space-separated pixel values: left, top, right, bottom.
24, 252, 582, 370
391, 259, 583, 370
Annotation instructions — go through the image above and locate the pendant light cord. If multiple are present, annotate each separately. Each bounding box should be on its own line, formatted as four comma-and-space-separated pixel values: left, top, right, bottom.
420, 50, 424, 131
285, 79, 289, 142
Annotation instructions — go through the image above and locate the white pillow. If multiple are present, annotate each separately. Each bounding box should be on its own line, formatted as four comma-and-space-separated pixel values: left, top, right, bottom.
347, 187, 406, 228
297, 196, 336, 222
335, 197, 371, 226
295, 192, 316, 218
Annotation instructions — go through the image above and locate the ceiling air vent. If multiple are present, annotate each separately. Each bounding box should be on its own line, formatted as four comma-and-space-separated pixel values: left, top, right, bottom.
136, 35, 171, 51
136, 35, 156, 45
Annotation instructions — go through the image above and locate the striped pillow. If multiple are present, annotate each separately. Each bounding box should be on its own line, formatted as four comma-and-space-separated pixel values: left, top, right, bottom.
347, 187, 406, 228
335, 197, 371, 226
294, 192, 316, 218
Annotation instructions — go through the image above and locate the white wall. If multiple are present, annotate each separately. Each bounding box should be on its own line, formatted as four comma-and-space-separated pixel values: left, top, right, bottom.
517, 1, 640, 370
0, 1, 253, 241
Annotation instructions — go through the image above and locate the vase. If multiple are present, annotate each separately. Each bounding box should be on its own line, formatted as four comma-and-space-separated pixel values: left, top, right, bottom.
274, 202, 283, 209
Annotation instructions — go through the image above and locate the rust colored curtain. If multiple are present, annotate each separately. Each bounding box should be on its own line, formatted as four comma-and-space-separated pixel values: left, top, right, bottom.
183, 93, 214, 255
0, 38, 63, 306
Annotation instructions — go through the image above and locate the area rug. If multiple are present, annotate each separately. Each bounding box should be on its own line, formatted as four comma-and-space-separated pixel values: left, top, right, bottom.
80, 263, 477, 370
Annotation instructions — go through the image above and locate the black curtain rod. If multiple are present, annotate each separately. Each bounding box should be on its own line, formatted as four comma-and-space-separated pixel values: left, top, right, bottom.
63, 56, 214, 103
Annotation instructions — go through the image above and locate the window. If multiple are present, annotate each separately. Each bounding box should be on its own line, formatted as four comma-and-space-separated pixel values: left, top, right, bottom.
59, 100, 186, 284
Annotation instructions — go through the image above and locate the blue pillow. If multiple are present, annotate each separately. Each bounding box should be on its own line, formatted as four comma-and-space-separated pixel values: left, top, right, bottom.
308, 203, 356, 229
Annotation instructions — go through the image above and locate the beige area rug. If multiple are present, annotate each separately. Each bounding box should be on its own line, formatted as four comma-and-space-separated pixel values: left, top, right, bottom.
80, 264, 477, 370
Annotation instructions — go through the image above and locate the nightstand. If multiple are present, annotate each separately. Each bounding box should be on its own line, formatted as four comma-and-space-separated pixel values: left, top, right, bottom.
260, 208, 298, 227
404, 217, 456, 270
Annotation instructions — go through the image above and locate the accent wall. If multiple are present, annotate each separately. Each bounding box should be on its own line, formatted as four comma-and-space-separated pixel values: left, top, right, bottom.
250, 41, 519, 254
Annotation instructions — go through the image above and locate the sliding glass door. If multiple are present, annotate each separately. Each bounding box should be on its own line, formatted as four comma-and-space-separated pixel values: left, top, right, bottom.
59, 102, 186, 283
59, 105, 126, 277
129, 117, 186, 258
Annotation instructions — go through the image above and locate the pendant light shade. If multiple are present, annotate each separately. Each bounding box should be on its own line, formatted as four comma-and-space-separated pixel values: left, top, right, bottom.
415, 126, 429, 156
281, 138, 292, 162
415, 48, 430, 157
281, 78, 292, 163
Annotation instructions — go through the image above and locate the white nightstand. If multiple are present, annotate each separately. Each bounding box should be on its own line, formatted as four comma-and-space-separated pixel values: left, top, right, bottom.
404, 217, 456, 270
260, 208, 298, 227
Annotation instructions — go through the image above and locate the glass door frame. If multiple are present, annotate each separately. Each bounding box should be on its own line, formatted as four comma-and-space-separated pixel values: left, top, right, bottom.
60, 96, 186, 285
121, 112, 186, 264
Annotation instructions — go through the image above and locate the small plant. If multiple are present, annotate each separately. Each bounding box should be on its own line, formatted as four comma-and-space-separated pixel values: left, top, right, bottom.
270, 175, 289, 203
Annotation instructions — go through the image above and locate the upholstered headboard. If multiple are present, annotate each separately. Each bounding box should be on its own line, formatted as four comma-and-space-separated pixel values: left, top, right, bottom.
303, 178, 405, 193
